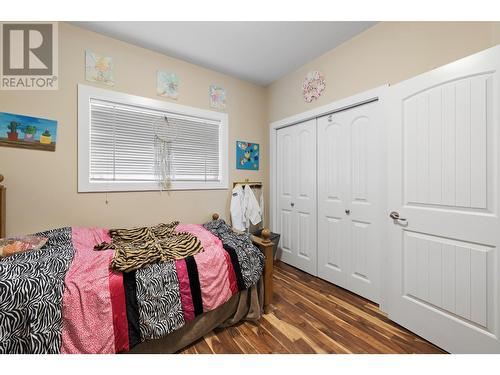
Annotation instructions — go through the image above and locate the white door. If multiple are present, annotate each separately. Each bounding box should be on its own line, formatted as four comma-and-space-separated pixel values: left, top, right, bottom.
386, 45, 500, 353
276, 119, 317, 275
317, 102, 382, 303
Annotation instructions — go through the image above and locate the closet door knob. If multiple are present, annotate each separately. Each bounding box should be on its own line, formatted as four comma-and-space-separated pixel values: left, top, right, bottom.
345, 209, 350, 215
291, 202, 295, 207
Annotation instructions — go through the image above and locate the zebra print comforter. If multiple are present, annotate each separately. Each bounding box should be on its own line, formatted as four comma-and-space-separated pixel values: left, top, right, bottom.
0, 228, 74, 354
0, 220, 264, 354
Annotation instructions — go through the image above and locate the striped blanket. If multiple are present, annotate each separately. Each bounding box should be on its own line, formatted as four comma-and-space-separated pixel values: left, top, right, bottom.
0, 219, 264, 354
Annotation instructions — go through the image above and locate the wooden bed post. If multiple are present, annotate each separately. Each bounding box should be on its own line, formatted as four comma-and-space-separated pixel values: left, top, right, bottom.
0, 174, 5, 238
258, 229, 274, 314
212, 213, 274, 314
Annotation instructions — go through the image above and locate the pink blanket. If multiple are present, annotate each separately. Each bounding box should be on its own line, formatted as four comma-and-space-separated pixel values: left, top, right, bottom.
60, 224, 237, 353
61, 228, 116, 354
175, 224, 233, 311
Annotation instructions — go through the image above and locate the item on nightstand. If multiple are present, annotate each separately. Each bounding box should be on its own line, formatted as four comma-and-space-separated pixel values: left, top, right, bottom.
252, 228, 280, 261
0, 235, 48, 258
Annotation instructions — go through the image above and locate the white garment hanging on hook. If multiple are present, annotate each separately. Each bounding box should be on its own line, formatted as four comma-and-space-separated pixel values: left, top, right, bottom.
230, 184, 263, 231
244, 184, 262, 228
230, 184, 246, 231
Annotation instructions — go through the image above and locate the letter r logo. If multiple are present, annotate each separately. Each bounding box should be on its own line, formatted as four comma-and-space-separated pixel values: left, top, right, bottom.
2, 23, 53, 75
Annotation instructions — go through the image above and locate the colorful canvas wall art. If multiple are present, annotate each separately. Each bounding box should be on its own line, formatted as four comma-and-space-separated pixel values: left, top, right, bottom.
0, 112, 58, 151
302, 70, 326, 103
85, 50, 114, 86
157, 70, 180, 99
209, 85, 226, 110
236, 141, 259, 170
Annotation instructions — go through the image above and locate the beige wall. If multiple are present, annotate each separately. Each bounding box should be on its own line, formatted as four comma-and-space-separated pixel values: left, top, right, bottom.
267, 22, 500, 122
0, 22, 268, 235
3, 21, 500, 236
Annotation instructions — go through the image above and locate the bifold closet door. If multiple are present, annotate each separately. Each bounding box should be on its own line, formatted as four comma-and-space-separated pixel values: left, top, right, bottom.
276, 119, 317, 275
317, 102, 381, 303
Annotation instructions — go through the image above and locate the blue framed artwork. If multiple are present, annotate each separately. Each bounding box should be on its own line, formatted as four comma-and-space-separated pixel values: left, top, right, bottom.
236, 141, 259, 170
0, 112, 58, 151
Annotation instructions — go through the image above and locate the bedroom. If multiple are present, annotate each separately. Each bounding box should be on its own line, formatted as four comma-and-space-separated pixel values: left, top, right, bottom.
1, 0, 499, 372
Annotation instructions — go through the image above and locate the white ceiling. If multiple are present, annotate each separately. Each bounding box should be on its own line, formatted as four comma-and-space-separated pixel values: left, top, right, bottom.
73, 22, 377, 86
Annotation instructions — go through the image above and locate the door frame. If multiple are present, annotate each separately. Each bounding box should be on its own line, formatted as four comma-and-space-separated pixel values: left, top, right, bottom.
269, 84, 389, 307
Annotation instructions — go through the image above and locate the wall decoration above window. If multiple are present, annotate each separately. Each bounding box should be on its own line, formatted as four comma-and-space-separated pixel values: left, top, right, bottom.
302, 70, 326, 103
85, 50, 114, 86
0, 112, 58, 152
236, 141, 259, 170
209, 85, 227, 111
157, 70, 179, 99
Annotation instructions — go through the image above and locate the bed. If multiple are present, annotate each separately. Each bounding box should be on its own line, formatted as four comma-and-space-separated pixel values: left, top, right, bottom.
0, 174, 274, 354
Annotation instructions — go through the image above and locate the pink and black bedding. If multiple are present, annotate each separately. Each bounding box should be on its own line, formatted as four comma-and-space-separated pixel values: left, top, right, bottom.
0, 219, 264, 354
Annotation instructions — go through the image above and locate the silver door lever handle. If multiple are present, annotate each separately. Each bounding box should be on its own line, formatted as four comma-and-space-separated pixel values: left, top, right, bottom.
389, 211, 407, 223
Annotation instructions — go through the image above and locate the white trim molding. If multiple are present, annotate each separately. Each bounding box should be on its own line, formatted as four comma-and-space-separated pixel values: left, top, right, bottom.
78, 84, 229, 192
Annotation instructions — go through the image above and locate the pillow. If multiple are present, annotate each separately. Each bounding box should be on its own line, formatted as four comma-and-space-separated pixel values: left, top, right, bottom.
0, 236, 48, 258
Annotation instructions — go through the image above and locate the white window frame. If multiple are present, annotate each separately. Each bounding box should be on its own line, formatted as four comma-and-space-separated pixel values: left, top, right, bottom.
78, 84, 228, 192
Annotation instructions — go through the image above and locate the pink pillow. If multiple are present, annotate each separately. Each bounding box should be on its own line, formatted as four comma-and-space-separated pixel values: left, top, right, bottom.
0, 236, 48, 258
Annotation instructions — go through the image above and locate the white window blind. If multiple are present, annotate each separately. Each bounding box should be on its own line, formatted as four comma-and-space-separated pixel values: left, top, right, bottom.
90, 99, 222, 184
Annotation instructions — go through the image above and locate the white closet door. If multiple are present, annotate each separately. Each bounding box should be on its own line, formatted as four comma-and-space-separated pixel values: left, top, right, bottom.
277, 125, 295, 267
386, 46, 500, 353
317, 113, 350, 288
277, 119, 317, 275
317, 102, 382, 303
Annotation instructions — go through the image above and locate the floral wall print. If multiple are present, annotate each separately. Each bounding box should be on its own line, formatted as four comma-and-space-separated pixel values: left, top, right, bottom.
0, 112, 58, 152
236, 141, 259, 170
157, 70, 179, 99
85, 50, 114, 86
209, 85, 227, 111
302, 70, 326, 103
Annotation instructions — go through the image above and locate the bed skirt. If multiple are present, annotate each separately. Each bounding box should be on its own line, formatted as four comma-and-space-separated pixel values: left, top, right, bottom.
127, 277, 264, 354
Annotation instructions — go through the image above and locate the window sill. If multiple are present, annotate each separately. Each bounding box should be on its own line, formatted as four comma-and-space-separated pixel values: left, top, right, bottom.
78, 180, 229, 192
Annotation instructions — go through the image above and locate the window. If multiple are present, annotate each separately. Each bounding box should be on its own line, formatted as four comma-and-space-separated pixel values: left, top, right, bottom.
78, 84, 228, 192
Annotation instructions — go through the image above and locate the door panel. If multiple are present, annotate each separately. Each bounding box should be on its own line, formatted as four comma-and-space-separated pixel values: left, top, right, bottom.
386, 45, 500, 353
317, 102, 381, 302
277, 127, 294, 260
404, 74, 491, 211
279, 209, 293, 257
403, 231, 492, 329
351, 116, 369, 202
325, 217, 342, 271
351, 220, 369, 281
277, 120, 317, 275
317, 115, 349, 287
347, 103, 381, 302
277, 128, 293, 257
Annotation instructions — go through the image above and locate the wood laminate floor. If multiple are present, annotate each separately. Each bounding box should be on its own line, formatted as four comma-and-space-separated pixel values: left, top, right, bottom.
179, 261, 445, 354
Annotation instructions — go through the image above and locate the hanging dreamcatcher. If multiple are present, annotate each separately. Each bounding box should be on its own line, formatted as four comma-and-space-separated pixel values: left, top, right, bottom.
153, 115, 178, 190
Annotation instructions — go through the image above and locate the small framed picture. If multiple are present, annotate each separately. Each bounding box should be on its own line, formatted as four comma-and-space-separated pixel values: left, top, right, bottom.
236, 141, 259, 170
